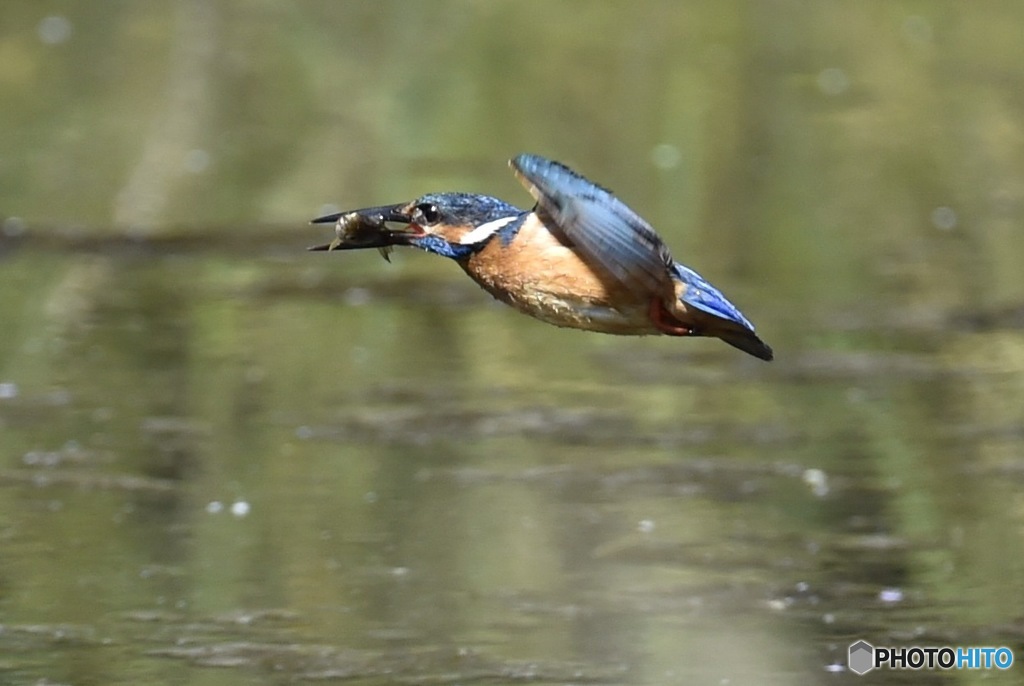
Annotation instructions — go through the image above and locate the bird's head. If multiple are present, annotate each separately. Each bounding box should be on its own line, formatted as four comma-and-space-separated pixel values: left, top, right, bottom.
310, 192, 522, 261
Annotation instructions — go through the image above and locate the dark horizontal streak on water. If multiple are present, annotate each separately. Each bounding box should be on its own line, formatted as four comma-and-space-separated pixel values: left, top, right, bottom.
0, 220, 319, 260
6, 222, 1023, 335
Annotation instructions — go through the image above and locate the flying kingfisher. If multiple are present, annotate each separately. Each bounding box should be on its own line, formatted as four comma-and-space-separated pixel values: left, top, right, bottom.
310, 154, 773, 361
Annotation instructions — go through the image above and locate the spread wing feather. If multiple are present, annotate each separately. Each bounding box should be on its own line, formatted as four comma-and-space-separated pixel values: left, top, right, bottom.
510, 154, 671, 296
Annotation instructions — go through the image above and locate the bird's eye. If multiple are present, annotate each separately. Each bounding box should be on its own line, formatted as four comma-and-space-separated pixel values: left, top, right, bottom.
416, 203, 441, 225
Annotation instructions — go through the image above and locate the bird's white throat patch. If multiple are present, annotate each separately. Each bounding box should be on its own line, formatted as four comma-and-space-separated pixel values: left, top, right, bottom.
458, 216, 517, 245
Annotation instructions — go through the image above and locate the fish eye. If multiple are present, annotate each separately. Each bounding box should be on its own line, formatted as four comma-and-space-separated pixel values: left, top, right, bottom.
416, 203, 441, 225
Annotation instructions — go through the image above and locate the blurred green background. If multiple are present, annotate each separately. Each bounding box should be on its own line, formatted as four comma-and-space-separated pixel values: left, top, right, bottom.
1, 2, 1024, 684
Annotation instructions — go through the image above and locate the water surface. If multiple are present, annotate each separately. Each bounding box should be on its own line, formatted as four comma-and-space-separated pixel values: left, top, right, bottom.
2, 2, 1024, 684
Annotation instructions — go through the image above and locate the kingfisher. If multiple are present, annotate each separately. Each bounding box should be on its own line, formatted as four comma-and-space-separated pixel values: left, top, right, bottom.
310, 154, 773, 361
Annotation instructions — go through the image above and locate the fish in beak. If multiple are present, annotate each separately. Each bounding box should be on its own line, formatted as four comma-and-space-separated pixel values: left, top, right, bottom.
309, 204, 422, 262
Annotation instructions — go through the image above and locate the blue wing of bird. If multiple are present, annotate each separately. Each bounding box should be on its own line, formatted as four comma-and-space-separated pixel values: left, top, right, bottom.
510, 154, 671, 296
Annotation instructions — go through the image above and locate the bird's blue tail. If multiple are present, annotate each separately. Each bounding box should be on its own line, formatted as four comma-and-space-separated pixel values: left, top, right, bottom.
671, 263, 773, 361
672, 263, 755, 329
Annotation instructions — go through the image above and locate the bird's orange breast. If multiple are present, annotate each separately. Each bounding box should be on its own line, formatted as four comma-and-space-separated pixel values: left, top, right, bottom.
461, 214, 661, 334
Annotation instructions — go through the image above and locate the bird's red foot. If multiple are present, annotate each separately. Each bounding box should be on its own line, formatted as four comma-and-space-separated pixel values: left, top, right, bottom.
649, 298, 693, 336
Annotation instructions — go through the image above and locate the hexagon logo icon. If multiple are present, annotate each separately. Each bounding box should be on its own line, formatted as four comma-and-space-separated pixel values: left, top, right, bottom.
848, 640, 875, 675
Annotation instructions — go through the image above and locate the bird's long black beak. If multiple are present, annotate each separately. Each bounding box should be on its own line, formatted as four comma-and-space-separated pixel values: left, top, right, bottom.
308, 203, 418, 257
310, 204, 411, 226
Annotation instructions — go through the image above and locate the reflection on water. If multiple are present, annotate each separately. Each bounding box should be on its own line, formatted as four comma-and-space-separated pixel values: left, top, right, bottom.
2, 1, 1024, 684
1, 240, 1022, 685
